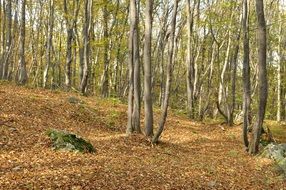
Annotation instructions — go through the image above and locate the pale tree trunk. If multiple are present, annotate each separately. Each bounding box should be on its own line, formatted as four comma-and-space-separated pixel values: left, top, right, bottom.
277, 10, 282, 122
199, 42, 216, 120
80, 0, 92, 94
249, 0, 268, 155
132, 0, 141, 133
43, 0, 54, 88
217, 27, 232, 124
57, 22, 63, 86
229, 32, 240, 126
2, 0, 12, 80
127, 0, 141, 134
157, 5, 169, 108
18, 0, 27, 85
101, 3, 109, 98
152, 0, 179, 143
242, 0, 251, 149
186, 0, 195, 119
63, 0, 77, 89
144, 0, 154, 137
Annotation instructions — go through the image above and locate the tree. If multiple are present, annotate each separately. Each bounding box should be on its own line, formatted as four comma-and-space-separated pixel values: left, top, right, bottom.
80, 0, 92, 94
101, 2, 110, 98
18, 0, 27, 85
277, 3, 282, 122
249, 0, 268, 155
144, 0, 154, 138
152, 0, 179, 143
1, 0, 12, 80
43, 0, 54, 88
242, 0, 251, 149
63, 0, 79, 89
126, 0, 141, 134
186, 0, 195, 119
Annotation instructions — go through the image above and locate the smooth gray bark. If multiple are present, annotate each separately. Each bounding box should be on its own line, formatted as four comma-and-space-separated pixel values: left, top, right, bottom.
18, 0, 27, 85
127, 0, 141, 134
43, 0, 54, 88
80, 0, 92, 94
144, 0, 154, 137
249, 0, 268, 155
242, 0, 251, 149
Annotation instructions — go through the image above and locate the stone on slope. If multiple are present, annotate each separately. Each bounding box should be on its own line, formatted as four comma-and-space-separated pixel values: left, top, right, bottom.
47, 129, 95, 153
261, 143, 286, 174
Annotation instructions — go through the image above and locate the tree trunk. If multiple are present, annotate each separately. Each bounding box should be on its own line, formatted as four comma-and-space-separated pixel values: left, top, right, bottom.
230, 32, 240, 126
277, 13, 282, 122
18, 0, 27, 85
2, 0, 12, 80
242, 0, 251, 149
43, 0, 54, 88
152, 0, 179, 143
143, 0, 154, 137
80, 0, 92, 94
249, 0, 268, 155
63, 0, 76, 90
127, 0, 141, 134
101, 3, 109, 98
186, 0, 195, 119
132, 0, 141, 133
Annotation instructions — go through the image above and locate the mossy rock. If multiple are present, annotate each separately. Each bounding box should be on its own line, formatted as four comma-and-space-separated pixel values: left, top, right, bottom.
47, 129, 95, 153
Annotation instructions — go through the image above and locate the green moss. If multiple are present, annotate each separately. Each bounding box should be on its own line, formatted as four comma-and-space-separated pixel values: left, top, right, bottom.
266, 121, 286, 142
47, 129, 95, 153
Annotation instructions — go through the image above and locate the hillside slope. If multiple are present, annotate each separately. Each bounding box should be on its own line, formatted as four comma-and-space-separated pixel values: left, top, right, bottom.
0, 83, 285, 189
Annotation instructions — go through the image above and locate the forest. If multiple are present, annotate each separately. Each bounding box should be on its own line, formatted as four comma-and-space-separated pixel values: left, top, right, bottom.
0, 0, 286, 189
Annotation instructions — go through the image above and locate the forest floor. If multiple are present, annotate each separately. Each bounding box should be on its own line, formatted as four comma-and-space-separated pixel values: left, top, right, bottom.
0, 82, 286, 190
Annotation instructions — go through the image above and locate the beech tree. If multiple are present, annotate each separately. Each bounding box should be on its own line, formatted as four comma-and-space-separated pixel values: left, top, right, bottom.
18, 0, 27, 85
80, 0, 92, 94
126, 0, 141, 134
144, 0, 154, 138
152, 0, 179, 143
1, 0, 11, 80
242, 0, 251, 149
249, 0, 268, 154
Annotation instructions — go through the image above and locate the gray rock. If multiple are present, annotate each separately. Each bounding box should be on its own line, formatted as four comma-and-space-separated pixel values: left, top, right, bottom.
261, 143, 285, 160
261, 143, 286, 175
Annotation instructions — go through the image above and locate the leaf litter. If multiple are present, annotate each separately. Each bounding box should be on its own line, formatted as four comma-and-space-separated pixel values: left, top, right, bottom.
0, 83, 285, 189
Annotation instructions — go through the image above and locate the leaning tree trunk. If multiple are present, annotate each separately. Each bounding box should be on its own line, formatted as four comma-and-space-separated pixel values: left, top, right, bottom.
143, 0, 154, 138
152, 0, 179, 143
18, 0, 27, 85
249, 0, 268, 155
